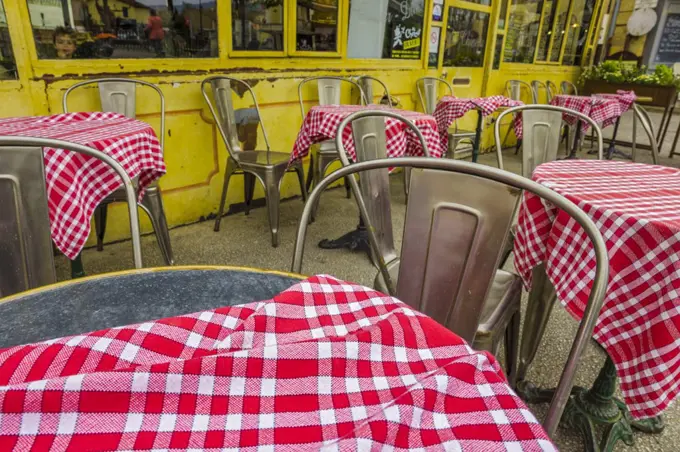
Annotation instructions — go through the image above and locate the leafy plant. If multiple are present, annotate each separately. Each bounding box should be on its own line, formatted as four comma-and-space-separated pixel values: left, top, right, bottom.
579, 60, 680, 89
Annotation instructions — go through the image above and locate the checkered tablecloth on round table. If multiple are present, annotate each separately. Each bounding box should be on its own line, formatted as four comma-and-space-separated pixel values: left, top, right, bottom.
0, 112, 165, 260
593, 90, 637, 113
514, 160, 680, 420
433, 95, 524, 147
0, 275, 555, 451
549, 94, 624, 132
290, 105, 444, 164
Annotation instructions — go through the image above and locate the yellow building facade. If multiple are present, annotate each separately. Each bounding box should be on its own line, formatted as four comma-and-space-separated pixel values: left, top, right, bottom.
0, 0, 608, 244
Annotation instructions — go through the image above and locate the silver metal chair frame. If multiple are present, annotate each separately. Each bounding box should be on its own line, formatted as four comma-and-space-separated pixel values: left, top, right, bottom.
354, 75, 392, 107
632, 103, 660, 164
530, 80, 553, 104
546, 80, 558, 100
202, 75, 307, 247
503, 80, 534, 152
332, 109, 428, 270
62, 77, 173, 265
495, 104, 604, 177
291, 157, 609, 439
416, 76, 476, 161
298, 76, 367, 216
560, 80, 578, 95
0, 136, 142, 297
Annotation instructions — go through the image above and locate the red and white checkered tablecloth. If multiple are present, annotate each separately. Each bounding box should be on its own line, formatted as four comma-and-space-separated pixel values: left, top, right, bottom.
290, 105, 444, 164
593, 90, 637, 113
433, 95, 524, 147
0, 275, 555, 451
514, 160, 680, 420
549, 94, 624, 132
0, 112, 165, 260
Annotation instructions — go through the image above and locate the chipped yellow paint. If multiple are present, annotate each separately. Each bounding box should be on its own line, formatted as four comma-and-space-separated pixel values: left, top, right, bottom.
0, 0, 605, 246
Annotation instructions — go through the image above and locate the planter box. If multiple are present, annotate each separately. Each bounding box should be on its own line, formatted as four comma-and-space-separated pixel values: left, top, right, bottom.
582, 80, 676, 108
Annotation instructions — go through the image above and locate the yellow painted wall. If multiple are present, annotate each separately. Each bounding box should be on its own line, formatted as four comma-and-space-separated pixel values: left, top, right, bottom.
0, 0, 604, 248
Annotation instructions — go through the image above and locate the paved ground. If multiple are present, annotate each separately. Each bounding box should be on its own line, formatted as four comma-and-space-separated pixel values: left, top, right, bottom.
53, 110, 680, 451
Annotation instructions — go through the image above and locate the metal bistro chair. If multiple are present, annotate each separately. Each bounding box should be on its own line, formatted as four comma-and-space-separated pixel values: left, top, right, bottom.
328, 110, 521, 382
496, 104, 604, 268
530, 80, 553, 104
291, 157, 609, 439
503, 80, 534, 154
558, 80, 583, 151
0, 136, 142, 298
546, 80, 558, 99
416, 76, 476, 159
354, 75, 393, 107
560, 80, 578, 95
329, 109, 429, 269
632, 103, 660, 164
62, 78, 173, 265
202, 76, 307, 248
298, 76, 367, 205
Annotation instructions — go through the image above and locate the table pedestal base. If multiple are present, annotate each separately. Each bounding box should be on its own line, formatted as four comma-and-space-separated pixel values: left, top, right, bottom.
318, 221, 371, 254
70, 253, 86, 279
517, 356, 664, 452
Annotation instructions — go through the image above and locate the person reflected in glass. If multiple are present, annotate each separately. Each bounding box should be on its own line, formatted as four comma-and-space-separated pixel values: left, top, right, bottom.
53, 26, 77, 59
146, 9, 165, 57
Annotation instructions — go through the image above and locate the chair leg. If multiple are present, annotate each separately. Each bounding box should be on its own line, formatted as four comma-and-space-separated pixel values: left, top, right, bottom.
505, 310, 521, 388
263, 170, 281, 248
305, 152, 315, 192
344, 177, 351, 199
516, 264, 557, 385
310, 153, 326, 221
244, 172, 256, 216
139, 185, 174, 266
293, 163, 308, 203
403, 167, 412, 198
214, 159, 236, 232
94, 204, 108, 251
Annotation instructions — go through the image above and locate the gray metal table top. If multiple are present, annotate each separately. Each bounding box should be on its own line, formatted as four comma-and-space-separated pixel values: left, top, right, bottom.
0, 266, 301, 349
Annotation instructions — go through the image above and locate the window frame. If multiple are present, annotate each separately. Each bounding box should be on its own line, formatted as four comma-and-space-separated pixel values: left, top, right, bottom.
227, 0, 289, 57
288, 0, 345, 58
442, 0, 495, 69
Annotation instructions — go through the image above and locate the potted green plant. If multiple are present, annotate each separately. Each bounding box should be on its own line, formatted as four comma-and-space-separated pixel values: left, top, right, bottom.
579, 61, 680, 108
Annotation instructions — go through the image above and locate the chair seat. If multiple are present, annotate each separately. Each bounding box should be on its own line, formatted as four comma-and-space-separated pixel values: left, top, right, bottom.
318, 140, 338, 154
235, 150, 293, 168
476, 269, 522, 335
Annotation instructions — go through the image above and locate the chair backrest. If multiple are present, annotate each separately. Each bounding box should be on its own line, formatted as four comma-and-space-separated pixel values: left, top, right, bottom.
201, 75, 271, 160
505, 80, 533, 103
530, 80, 553, 104
355, 75, 392, 106
495, 105, 604, 177
0, 137, 143, 298
298, 76, 367, 119
560, 80, 578, 95
416, 77, 453, 115
63, 78, 166, 151
632, 103, 660, 165
333, 110, 429, 268
546, 80, 558, 99
290, 157, 609, 440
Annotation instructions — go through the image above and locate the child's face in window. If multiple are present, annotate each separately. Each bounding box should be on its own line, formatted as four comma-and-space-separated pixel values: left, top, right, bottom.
55, 34, 76, 58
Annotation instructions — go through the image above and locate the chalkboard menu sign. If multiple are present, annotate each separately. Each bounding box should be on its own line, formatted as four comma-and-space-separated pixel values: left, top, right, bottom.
383, 0, 426, 59
655, 13, 680, 63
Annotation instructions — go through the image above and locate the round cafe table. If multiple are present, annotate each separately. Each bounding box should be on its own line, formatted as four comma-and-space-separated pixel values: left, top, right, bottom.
0, 266, 301, 349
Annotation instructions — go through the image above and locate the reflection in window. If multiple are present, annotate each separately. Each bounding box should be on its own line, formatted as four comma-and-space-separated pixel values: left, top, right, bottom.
443, 8, 489, 67
535, 0, 557, 61
232, 0, 284, 51
347, 0, 425, 60
0, 0, 17, 79
296, 0, 338, 52
503, 0, 544, 64
493, 34, 503, 69
27, 0, 218, 59
562, 0, 595, 65
498, 0, 508, 30
548, 0, 571, 61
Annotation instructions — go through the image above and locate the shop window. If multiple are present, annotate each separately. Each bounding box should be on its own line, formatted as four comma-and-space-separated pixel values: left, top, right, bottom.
0, 0, 17, 79
535, 0, 558, 61
232, 0, 284, 51
492, 34, 503, 69
295, 0, 338, 52
562, 0, 595, 65
346, 0, 425, 59
443, 8, 489, 67
548, 0, 571, 61
503, 0, 544, 64
26, 0, 218, 59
